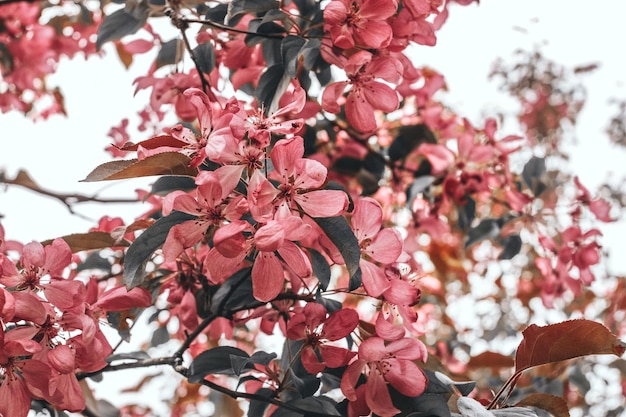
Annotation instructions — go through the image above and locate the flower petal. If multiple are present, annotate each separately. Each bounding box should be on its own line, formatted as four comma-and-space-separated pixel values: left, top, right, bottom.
322, 308, 359, 341
366, 228, 402, 264
360, 259, 391, 297
366, 367, 400, 417
340, 358, 367, 401
385, 358, 427, 397
252, 251, 284, 302
295, 190, 348, 218
352, 197, 383, 241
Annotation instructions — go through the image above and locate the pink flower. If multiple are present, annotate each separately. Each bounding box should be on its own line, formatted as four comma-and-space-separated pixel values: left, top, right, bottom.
212, 206, 314, 302
0, 328, 53, 417
286, 302, 358, 373
0, 223, 22, 255
573, 176, 615, 222
162, 168, 248, 262
351, 197, 403, 297
535, 226, 602, 306
105, 118, 131, 158
341, 315, 428, 417
0, 239, 84, 309
242, 86, 307, 148
249, 136, 349, 220
133, 72, 200, 121
324, 0, 397, 50
322, 51, 400, 133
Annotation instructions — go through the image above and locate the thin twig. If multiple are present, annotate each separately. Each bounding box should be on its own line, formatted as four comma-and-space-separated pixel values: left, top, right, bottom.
76, 356, 177, 381
183, 17, 286, 39
0, 170, 139, 216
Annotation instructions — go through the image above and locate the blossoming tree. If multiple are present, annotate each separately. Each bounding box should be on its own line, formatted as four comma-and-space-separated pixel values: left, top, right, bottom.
1, 1, 626, 416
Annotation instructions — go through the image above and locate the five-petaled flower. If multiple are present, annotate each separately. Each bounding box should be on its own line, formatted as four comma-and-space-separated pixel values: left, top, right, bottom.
249, 135, 349, 221
324, 0, 398, 50
286, 302, 359, 374
0, 238, 83, 309
341, 314, 428, 417
322, 51, 401, 133
351, 197, 403, 297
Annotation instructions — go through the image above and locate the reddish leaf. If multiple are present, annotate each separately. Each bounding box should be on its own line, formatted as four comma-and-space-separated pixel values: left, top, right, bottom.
42, 231, 129, 252
81, 152, 197, 182
118, 135, 187, 151
11, 169, 40, 189
115, 41, 133, 69
467, 351, 515, 371
515, 393, 570, 417
515, 319, 626, 374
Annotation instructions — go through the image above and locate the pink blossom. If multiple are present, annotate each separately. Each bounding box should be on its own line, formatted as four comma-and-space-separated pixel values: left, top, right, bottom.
162, 168, 248, 262
351, 197, 403, 297
133, 72, 201, 121
0, 239, 84, 309
286, 302, 358, 373
249, 136, 349, 220
324, 0, 397, 50
574, 176, 615, 222
341, 315, 428, 417
0, 328, 53, 417
322, 51, 401, 133
242, 86, 307, 148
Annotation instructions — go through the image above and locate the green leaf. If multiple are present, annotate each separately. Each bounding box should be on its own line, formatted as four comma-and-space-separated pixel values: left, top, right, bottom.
149, 175, 197, 196
150, 325, 170, 347
156, 38, 183, 69
106, 351, 151, 363
522, 156, 546, 196
210, 267, 255, 316
464, 218, 500, 248
498, 234, 522, 260
280, 35, 306, 78
388, 124, 437, 162
193, 42, 216, 74
249, 388, 275, 417
123, 211, 196, 288
227, 0, 279, 25
255, 64, 290, 115
76, 252, 112, 273
314, 216, 361, 291
188, 346, 251, 382
96, 6, 149, 50
309, 248, 331, 290
0, 43, 14, 74
271, 397, 340, 417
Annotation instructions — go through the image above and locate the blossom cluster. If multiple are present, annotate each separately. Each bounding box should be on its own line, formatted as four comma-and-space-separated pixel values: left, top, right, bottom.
0, 227, 151, 416
0, 1, 99, 118
1, 0, 622, 415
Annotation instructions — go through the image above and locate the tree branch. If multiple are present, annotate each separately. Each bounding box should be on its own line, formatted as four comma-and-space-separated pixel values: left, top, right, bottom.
77, 353, 341, 417
76, 356, 177, 381
0, 169, 139, 216
183, 17, 286, 39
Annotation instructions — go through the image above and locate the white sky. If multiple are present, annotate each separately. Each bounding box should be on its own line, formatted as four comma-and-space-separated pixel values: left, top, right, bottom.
1, 0, 626, 271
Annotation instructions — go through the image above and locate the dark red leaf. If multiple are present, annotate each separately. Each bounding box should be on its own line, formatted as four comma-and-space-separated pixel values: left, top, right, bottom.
467, 351, 515, 371
515, 393, 570, 417
515, 319, 626, 374
42, 231, 129, 253
81, 152, 197, 182
117, 135, 187, 151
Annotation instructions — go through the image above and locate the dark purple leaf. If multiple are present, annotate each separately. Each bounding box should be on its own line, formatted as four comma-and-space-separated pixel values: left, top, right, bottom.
124, 211, 197, 289
188, 346, 251, 382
